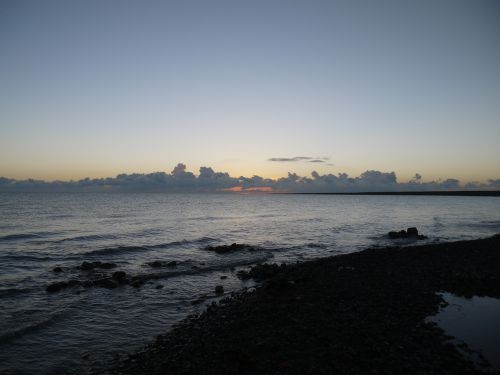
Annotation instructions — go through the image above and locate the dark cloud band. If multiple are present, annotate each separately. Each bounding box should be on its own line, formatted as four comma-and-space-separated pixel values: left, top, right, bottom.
0, 164, 498, 193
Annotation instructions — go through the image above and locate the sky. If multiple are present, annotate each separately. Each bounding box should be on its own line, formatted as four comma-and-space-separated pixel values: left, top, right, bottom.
1, 0, 499, 186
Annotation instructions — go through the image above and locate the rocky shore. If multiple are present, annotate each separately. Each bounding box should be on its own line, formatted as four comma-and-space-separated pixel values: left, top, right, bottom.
104, 235, 500, 375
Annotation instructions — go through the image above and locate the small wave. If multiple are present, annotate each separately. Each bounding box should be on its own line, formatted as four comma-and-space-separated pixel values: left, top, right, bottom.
56, 234, 118, 243
132, 254, 274, 283
0, 232, 50, 241
0, 254, 53, 262
187, 215, 242, 221
82, 237, 218, 256
479, 220, 500, 228
0, 287, 32, 298
306, 243, 327, 248
0, 309, 70, 346
460, 220, 500, 230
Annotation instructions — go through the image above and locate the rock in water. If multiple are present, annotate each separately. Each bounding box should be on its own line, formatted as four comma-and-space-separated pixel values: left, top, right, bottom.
407, 227, 419, 237
388, 231, 400, 239
205, 243, 252, 254
112, 271, 127, 284
215, 285, 224, 295
388, 227, 427, 240
94, 278, 118, 289
100, 262, 116, 269
149, 260, 177, 268
46, 281, 68, 293
80, 261, 95, 270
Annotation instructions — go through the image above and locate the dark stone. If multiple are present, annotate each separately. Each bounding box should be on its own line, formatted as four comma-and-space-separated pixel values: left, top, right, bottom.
156, 284, 164, 289
215, 285, 224, 295
205, 243, 252, 254
149, 260, 177, 268
220, 276, 228, 280
112, 271, 127, 284
78, 261, 116, 270
80, 261, 95, 271
53, 266, 63, 273
150, 261, 163, 268
388, 227, 426, 240
94, 278, 118, 289
112, 270, 126, 279
67, 279, 81, 287
82, 281, 93, 288
407, 227, 419, 237
388, 231, 400, 239
236, 270, 251, 280
100, 262, 116, 269
46, 281, 67, 293
131, 279, 144, 288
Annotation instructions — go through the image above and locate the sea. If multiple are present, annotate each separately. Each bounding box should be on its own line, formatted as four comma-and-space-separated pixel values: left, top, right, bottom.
1, 192, 500, 375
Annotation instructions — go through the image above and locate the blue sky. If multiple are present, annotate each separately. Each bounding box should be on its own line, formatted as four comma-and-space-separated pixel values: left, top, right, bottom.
1, 0, 499, 184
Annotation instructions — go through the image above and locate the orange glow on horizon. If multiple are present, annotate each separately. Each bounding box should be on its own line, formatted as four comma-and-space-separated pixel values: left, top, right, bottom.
221, 186, 274, 193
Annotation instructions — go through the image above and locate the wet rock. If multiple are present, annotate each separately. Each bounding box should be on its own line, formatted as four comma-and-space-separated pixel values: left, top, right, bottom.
388, 228, 427, 240
236, 270, 251, 280
215, 285, 224, 295
78, 261, 116, 271
112, 271, 128, 284
149, 260, 178, 268
156, 284, 164, 289
389, 231, 402, 239
205, 243, 252, 254
67, 279, 81, 287
246, 263, 282, 281
100, 262, 116, 269
46, 281, 67, 293
112, 270, 126, 280
131, 279, 145, 288
407, 227, 419, 237
81, 280, 93, 288
94, 278, 118, 289
53, 266, 63, 273
220, 275, 228, 280
80, 261, 95, 271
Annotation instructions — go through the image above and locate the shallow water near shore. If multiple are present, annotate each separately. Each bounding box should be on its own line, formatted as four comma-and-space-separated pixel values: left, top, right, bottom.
1, 192, 500, 375
429, 293, 500, 372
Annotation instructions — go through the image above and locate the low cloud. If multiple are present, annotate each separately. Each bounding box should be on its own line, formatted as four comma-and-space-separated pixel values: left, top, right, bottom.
268, 156, 329, 163
0, 164, 499, 193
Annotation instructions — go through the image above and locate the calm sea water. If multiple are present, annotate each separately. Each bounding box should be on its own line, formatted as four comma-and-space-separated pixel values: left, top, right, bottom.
1, 192, 500, 375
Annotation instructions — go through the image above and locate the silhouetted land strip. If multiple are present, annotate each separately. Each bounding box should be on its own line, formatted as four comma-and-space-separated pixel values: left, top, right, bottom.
290, 191, 500, 197
107, 236, 500, 375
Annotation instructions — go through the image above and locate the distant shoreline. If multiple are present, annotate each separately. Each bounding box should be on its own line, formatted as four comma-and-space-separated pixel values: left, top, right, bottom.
286, 190, 500, 197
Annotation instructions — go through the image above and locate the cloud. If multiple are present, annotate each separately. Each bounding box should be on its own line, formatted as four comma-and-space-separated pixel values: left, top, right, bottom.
268, 156, 329, 162
268, 157, 313, 162
0, 164, 499, 193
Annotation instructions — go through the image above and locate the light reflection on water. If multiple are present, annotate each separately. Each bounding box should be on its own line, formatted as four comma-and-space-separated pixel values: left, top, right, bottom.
428, 292, 500, 372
